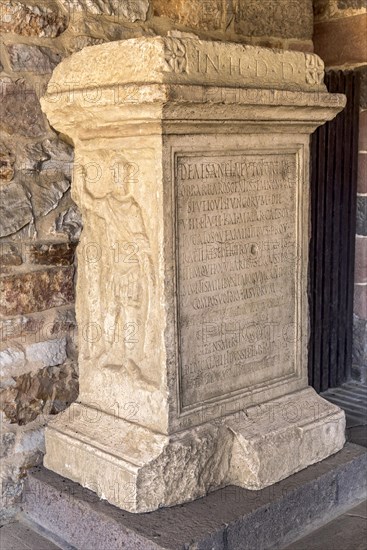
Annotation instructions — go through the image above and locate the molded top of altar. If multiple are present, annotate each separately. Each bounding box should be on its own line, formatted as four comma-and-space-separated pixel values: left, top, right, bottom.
46, 36, 327, 94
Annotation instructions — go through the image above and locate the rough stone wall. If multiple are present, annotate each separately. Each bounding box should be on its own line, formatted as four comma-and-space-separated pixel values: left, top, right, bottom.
314, 0, 367, 384
0, 0, 315, 524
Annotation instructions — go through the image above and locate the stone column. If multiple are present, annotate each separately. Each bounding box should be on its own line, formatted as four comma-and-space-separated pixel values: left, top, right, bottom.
40, 37, 346, 513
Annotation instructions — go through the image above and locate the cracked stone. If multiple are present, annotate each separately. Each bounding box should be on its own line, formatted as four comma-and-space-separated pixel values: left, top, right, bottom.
41, 138, 73, 176
18, 142, 48, 172
0, 314, 45, 343
337, 0, 367, 8
234, 0, 313, 39
0, 243, 22, 267
25, 338, 68, 369
0, 346, 26, 377
0, 141, 16, 182
28, 173, 70, 218
0, 432, 16, 459
0, 1, 68, 37
7, 44, 63, 74
0, 267, 75, 316
152, 0, 224, 31
0, 307, 76, 343
55, 205, 82, 241
0, 182, 33, 237
14, 426, 45, 454
26, 242, 76, 266
0, 361, 79, 425
60, 0, 149, 21
0, 77, 47, 138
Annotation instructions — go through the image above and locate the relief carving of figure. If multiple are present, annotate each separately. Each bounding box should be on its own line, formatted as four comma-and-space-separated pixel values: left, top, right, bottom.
76, 157, 157, 388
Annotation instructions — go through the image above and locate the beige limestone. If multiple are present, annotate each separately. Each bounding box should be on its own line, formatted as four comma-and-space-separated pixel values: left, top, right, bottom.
41, 37, 346, 512
46, 36, 326, 93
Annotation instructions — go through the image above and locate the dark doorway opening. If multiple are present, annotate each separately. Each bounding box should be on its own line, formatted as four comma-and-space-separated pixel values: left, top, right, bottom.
309, 70, 360, 393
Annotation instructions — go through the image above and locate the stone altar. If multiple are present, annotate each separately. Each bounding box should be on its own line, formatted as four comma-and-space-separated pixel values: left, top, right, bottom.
40, 37, 346, 512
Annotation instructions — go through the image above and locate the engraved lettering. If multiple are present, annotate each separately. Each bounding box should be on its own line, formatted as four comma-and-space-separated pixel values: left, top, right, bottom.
176, 151, 298, 408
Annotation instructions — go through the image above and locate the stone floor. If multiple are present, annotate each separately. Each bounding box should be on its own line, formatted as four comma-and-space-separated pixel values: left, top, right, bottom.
284, 500, 367, 550
0, 520, 60, 550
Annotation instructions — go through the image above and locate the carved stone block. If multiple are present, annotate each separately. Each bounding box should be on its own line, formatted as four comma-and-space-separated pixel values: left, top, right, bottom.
40, 37, 346, 512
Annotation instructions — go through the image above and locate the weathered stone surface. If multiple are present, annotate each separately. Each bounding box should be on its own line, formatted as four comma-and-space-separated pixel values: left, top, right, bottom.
0, 267, 75, 316
43, 37, 328, 94
0, 346, 25, 376
65, 10, 139, 47
353, 315, 367, 367
60, 0, 149, 21
0, 338, 67, 378
14, 425, 45, 454
7, 44, 63, 73
0, 182, 33, 237
39, 37, 346, 512
0, 0, 67, 37
45, 390, 345, 512
0, 307, 76, 343
51, 308, 77, 340
313, 0, 331, 19
354, 284, 367, 319
0, 315, 42, 343
152, 0, 225, 31
12, 138, 73, 222
0, 77, 47, 137
17, 137, 72, 174
355, 236, 367, 283
356, 196, 367, 236
337, 0, 367, 8
65, 35, 103, 54
54, 205, 82, 240
358, 153, 367, 194
26, 242, 76, 266
25, 338, 68, 369
1, 443, 44, 525
0, 432, 16, 459
19, 142, 48, 172
234, 0, 313, 39
1, 468, 25, 524
40, 138, 73, 176
23, 445, 367, 550
0, 243, 22, 267
314, 14, 367, 67
0, 142, 15, 182
0, 361, 78, 425
27, 172, 70, 218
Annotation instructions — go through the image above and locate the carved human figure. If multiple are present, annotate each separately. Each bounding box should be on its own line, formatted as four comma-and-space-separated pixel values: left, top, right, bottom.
75, 158, 157, 387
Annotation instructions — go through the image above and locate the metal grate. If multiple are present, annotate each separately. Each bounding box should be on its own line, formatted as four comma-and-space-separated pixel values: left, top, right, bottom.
323, 382, 367, 428
309, 71, 360, 393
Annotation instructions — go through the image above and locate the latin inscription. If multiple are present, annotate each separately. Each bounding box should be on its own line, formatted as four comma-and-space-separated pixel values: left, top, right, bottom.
193, 49, 297, 81
176, 152, 299, 409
